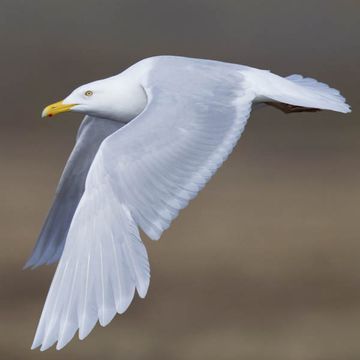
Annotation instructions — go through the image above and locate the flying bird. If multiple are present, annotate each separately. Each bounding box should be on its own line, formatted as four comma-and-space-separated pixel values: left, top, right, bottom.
26, 56, 350, 350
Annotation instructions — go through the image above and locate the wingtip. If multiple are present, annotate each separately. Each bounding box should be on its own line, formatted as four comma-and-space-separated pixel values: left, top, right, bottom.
23, 255, 44, 270
31, 329, 43, 350
23, 258, 34, 270
78, 323, 96, 341
98, 309, 117, 327
30, 342, 40, 351
78, 332, 87, 341
39, 335, 57, 351
136, 279, 150, 299
55, 338, 70, 351
116, 287, 136, 314
40, 342, 54, 352
78, 316, 98, 341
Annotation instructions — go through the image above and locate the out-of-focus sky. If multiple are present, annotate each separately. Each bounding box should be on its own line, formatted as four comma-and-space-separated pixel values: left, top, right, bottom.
0, 1, 359, 359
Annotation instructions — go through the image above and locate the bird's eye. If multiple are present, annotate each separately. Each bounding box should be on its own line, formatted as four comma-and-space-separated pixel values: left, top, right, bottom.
85, 90, 93, 97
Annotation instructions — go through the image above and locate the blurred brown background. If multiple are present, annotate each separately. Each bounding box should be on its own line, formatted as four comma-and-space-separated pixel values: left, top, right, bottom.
0, 0, 359, 359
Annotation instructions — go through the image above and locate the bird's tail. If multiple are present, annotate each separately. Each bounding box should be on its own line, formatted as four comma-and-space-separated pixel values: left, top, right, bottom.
247, 69, 351, 114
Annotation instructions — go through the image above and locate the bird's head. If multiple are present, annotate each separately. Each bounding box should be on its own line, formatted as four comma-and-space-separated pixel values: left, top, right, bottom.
41, 75, 147, 122
42, 78, 115, 119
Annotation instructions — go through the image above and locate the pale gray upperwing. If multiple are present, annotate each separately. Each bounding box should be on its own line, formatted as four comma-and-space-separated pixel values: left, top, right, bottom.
25, 116, 125, 268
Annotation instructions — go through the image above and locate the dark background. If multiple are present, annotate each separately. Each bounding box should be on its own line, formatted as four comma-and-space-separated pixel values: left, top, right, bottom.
1, 1, 359, 359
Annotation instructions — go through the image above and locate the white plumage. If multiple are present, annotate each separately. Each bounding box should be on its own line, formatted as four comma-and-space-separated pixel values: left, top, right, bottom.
27, 56, 350, 350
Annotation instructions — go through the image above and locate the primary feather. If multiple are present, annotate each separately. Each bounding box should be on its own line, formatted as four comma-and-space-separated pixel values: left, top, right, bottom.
28, 56, 350, 350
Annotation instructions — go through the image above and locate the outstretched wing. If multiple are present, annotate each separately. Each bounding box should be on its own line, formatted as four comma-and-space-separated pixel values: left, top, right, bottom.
25, 116, 125, 268
96, 60, 255, 240
32, 57, 256, 350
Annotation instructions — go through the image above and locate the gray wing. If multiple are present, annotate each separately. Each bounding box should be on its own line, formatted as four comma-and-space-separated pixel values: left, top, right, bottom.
25, 116, 125, 268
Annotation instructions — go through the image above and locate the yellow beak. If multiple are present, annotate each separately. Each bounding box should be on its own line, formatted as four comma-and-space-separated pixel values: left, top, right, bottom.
41, 100, 77, 118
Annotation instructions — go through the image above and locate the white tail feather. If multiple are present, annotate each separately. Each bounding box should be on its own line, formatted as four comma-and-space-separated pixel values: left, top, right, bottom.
286, 74, 351, 113
247, 68, 351, 113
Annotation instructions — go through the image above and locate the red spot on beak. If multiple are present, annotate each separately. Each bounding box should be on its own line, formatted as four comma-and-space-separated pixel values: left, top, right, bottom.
48, 114, 53, 117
